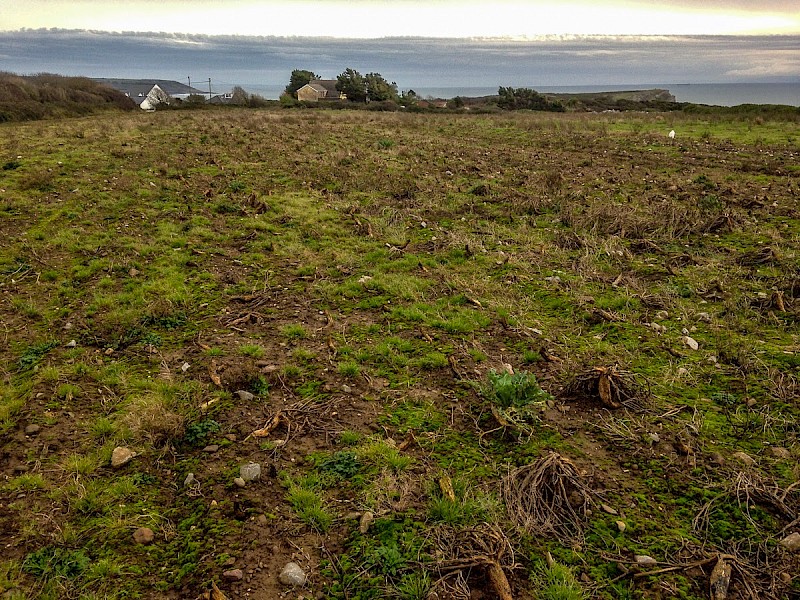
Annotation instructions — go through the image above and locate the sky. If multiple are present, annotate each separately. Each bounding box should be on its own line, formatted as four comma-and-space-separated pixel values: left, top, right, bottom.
0, 2, 798, 93
2, 0, 800, 37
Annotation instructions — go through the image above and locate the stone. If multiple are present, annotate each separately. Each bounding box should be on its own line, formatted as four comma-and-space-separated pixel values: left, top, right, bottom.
601, 504, 618, 516
359, 511, 374, 534
133, 527, 154, 545
646, 432, 660, 444
202, 445, 220, 453
278, 562, 307, 586
256, 514, 269, 526
709, 452, 725, 465
223, 569, 244, 581
768, 447, 791, 459
342, 384, 352, 394
65, 340, 77, 348
233, 477, 246, 488
732, 451, 756, 466
236, 390, 254, 402
635, 555, 657, 566
240, 462, 261, 482
696, 312, 712, 323
223, 557, 236, 567
683, 336, 699, 350
24, 424, 41, 436
184, 473, 198, 487
111, 447, 136, 468
616, 521, 626, 532
779, 532, 800, 551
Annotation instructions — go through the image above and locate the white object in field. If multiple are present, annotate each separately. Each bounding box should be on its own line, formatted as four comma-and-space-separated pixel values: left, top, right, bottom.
669, 130, 676, 139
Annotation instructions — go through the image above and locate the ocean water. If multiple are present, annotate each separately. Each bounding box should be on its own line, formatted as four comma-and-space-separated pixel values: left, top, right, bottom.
241, 82, 800, 107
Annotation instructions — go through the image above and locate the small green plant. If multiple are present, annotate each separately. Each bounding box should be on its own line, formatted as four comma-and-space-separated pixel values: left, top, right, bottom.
482, 370, 552, 409
182, 419, 220, 446
251, 374, 270, 396
18, 340, 59, 370
316, 450, 362, 480
22, 546, 90, 580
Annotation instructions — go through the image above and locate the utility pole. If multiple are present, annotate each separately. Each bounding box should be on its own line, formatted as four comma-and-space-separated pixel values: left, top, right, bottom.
188, 76, 191, 89
208, 78, 212, 101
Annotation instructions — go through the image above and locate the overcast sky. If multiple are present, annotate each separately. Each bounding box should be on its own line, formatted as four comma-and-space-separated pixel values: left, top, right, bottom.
2, 0, 800, 37
1, 2, 798, 91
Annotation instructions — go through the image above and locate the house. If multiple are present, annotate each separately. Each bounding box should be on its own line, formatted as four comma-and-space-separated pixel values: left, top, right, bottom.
91, 78, 206, 109
296, 80, 346, 102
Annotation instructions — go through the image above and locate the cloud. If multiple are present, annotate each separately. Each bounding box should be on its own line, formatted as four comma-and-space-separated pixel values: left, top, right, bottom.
0, 29, 797, 89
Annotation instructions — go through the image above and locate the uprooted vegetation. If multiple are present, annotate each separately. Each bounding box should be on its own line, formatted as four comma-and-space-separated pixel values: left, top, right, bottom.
0, 108, 798, 599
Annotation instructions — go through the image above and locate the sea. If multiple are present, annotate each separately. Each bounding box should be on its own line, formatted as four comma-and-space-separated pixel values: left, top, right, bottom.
239, 82, 800, 107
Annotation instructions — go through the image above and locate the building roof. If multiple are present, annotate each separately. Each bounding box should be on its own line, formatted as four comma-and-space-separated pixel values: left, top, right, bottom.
91, 78, 205, 105
307, 79, 340, 98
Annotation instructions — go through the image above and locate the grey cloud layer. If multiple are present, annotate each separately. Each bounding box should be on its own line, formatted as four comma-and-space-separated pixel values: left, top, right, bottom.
1, 29, 797, 86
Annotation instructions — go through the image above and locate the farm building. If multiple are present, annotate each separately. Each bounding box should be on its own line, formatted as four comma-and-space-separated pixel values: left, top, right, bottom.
91, 78, 206, 109
296, 80, 346, 102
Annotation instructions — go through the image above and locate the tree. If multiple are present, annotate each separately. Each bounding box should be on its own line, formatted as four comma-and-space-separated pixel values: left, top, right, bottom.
496, 87, 564, 112
364, 73, 398, 103
336, 68, 367, 103
284, 69, 320, 98
231, 86, 250, 106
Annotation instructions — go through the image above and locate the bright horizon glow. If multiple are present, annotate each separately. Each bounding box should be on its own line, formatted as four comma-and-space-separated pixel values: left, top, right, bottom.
2, 1, 799, 37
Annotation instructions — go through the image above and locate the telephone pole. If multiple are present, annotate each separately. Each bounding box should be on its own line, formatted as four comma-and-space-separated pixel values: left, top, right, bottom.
208, 78, 212, 101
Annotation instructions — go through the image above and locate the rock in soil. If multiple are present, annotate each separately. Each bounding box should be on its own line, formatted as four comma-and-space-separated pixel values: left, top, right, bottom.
223, 569, 244, 581
111, 447, 137, 468
732, 451, 756, 466
24, 424, 41, 436
779, 532, 800, 551
768, 447, 791, 459
203, 445, 220, 453
278, 562, 307, 586
635, 555, 657, 566
133, 527, 155, 545
184, 472, 198, 487
239, 462, 261, 482
236, 390, 255, 402
233, 477, 246, 488
359, 511, 374, 534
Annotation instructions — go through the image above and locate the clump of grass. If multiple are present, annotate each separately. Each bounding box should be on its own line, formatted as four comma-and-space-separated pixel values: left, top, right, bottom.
239, 344, 265, 358
286, 480, 333, 532
122, 392, 185, 446
532, 559, 586, 600
338, 360, 361, 378
281, 323, 308, 340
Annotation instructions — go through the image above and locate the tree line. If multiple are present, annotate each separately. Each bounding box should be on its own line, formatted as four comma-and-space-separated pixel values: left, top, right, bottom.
283, 69, 567, 112
284, 69, 403, 104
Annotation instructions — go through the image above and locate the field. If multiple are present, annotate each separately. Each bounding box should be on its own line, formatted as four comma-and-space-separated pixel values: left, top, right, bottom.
1, 107, 799, 600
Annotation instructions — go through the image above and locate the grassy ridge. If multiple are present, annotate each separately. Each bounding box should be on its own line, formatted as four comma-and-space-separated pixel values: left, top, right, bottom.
0, 72, 135, 122
0, 108, 798, 599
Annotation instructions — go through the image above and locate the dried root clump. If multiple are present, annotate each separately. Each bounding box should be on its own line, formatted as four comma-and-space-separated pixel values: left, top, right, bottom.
562, 365, 650, 410
503, 453, 594, 544
431, 524, 516, 600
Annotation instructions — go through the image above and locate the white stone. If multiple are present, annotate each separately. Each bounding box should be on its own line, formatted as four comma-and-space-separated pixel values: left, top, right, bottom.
683, 336, 699, 350
779, 532, 800, 551
279, 562, 307, 586
111, 447, 136, 468
240, 462, 261, 482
